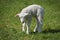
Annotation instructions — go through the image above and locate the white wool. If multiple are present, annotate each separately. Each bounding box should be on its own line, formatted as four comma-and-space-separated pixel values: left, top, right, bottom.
16, 4, 44, 34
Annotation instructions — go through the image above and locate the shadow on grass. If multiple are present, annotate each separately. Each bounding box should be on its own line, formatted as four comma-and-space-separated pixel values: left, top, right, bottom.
42, 29, 60, 33
31, 29, 60, 34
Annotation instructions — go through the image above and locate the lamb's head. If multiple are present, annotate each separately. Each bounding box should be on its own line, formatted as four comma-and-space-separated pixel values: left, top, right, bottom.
15, 13, 30, 23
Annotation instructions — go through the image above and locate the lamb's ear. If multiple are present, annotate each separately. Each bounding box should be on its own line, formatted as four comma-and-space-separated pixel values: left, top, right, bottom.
15, 14, 20, 17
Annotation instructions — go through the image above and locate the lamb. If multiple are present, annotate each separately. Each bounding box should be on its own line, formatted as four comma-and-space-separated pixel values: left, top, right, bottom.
15, 4, 44, 34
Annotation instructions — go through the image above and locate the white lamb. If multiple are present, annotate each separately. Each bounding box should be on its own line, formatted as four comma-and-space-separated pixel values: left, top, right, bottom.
15, 4, 44, 34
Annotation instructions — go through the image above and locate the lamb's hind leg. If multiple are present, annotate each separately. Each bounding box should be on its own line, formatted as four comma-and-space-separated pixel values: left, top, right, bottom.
37, 15, 43, 33
34, 17, 43, 33
36, 8, 43, 33
34, 18, 39, 32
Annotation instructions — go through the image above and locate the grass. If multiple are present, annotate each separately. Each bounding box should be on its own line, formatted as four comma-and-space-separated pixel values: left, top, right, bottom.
0, 0, 60, 40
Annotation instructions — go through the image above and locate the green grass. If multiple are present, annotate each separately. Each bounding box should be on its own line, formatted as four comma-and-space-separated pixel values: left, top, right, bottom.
0, 0, 60, 40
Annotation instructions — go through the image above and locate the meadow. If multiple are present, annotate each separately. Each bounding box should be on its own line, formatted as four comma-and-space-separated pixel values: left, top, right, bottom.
0, 0, 60, 40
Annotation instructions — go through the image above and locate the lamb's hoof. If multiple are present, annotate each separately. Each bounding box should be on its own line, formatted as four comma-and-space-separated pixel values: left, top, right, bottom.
22, 31, 25, 34
26, 33, 30, 34
26, 32, 30, 34
34, 30, 42, 33
22, 31, 25, 33
34, 30, 38, 33
37, 30, 42, 33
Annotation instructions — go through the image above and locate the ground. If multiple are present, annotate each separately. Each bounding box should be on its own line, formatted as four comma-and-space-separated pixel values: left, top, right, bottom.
0, 0, 60, 40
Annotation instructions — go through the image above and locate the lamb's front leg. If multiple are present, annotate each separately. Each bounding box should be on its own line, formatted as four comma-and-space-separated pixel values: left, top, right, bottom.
22, 23, 26, 32
26, 22, 30, 34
